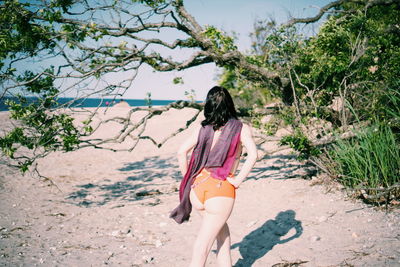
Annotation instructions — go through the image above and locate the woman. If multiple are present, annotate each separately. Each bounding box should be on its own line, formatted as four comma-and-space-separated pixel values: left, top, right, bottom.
170, 86, 257, 267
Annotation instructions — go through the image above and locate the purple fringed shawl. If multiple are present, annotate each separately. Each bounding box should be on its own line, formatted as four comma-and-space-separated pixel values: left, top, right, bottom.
170, 118, 242, 224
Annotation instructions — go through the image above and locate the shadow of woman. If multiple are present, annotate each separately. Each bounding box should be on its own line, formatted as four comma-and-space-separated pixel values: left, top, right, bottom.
232, 210, 303, 267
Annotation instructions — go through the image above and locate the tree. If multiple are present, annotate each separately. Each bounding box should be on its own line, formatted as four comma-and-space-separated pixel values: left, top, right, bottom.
222, 0, 400, 126
1, 0, 399, 172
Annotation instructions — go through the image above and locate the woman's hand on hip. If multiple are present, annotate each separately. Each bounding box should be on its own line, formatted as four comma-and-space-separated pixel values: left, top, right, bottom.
226, 177, 240, 189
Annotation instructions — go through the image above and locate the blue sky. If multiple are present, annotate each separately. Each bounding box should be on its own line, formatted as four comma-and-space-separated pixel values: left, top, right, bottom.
188, 0, 330, 49
125, 0, 332, 101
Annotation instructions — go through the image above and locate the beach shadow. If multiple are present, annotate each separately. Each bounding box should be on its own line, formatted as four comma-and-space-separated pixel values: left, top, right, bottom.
118, 156, 178, 174
246, 154, 316, 181
66, 156, 180, 207
232, 210, 303, 267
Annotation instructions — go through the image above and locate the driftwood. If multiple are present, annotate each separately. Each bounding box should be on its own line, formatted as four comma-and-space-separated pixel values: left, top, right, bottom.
255, 125, 359, 159
271, 259, 309, 267
350, 182, 400, 203
310, 131, 357, 147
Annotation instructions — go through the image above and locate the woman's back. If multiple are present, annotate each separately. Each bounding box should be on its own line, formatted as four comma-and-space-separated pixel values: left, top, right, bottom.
170, 86, 257, 267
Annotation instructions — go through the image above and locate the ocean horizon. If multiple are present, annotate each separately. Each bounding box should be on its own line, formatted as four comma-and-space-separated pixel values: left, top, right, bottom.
0, 96, 195, 112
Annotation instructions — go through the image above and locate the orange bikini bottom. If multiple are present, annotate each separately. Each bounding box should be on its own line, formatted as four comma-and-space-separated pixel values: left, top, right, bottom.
191, 169, 236, 204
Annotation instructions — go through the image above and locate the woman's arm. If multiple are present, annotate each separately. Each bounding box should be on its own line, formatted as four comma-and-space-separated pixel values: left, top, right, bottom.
177, 125, 201, 176
227, 124, 257, 188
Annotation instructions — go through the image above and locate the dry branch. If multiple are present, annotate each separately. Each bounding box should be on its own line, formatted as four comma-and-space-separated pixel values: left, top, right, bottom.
346, 182, 400, 204
78, 101, 203, 152
285, 0, 400, 27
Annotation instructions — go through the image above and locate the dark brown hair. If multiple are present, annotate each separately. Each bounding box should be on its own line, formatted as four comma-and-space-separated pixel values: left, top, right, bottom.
201, 86, 238, 130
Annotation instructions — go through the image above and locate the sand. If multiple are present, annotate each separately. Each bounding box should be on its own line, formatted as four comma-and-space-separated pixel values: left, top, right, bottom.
0, 107, 399, 267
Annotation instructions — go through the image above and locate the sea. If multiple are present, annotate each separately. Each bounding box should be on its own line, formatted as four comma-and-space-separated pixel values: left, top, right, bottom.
0, 97, 187, 111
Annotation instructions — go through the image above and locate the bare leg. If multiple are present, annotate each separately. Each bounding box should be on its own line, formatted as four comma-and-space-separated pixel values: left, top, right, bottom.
189, 196, 235, 267
216, 223, 232, 267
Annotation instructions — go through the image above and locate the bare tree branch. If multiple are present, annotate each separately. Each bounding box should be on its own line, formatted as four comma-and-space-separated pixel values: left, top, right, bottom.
285, 0, 346, 26
285, 0, 400, 26
77, 101, 203, 152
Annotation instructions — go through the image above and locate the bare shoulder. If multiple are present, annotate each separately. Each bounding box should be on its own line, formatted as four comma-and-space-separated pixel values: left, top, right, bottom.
240, 122, 257, 157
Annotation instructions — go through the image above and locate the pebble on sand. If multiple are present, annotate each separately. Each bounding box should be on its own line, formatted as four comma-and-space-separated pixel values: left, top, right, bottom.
310, 235, 321, 242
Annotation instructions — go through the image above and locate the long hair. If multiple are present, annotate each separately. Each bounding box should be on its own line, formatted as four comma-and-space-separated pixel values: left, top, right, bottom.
201, 86, 238, 130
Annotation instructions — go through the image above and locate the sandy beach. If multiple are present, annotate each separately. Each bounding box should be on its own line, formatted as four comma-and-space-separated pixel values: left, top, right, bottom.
0, 107, 399, 267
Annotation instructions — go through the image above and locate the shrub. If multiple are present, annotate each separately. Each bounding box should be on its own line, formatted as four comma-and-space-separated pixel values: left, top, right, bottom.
328, 123, 400, 190
280, 130, 321, 160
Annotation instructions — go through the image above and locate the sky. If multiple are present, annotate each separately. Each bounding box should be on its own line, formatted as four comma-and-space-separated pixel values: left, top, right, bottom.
124, 0, 332, 101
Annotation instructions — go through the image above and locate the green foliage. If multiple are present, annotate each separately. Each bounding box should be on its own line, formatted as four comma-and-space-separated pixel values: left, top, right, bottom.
277, 105, 296, 126
250, 112, 263, 129
219, 67, 275, 108
328, 124, 400, 190
132, 0, 166, 8
220, 3, 400, 130
184, 89, 196, 103
0, 67, 80, 172
249, 110, 279, 136
371, 84, 400, 126
1, 95, 80, 171
219, 22, 302, 107
251, 22, 302, 67
0, 0, 178, 172
172, 77, 184, 84
262, 122, 279, 136
82, 119, 93, 135
0, 1, 55, 63
280, 130, 321, 160
203, 26, 237, 55
17, 67, 58, 95
295, 4, 400, 121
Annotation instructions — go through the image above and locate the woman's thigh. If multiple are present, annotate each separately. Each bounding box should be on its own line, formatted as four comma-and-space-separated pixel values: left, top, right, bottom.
193, 197, 235, 248
191, 197, 235, 249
